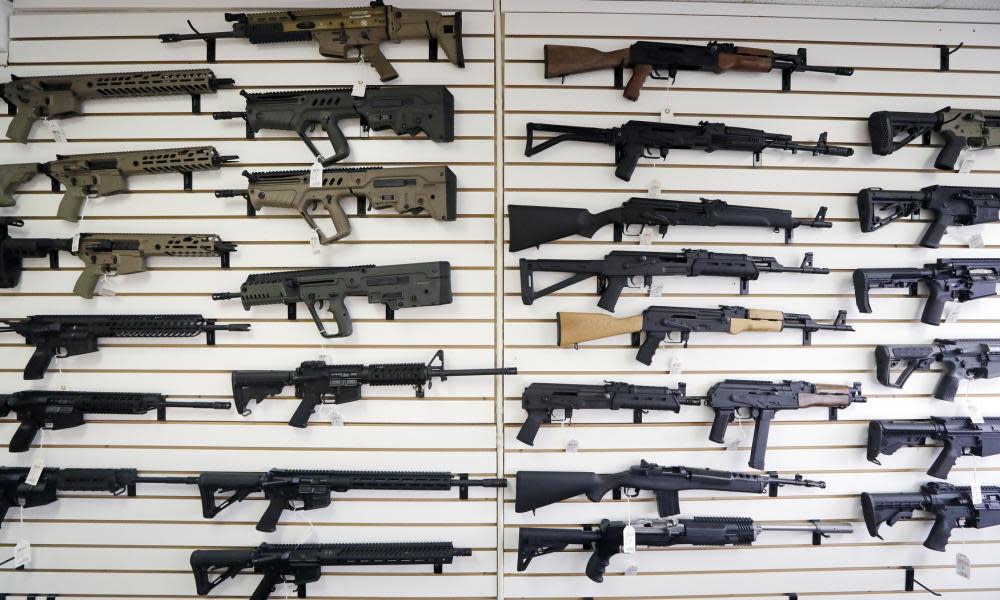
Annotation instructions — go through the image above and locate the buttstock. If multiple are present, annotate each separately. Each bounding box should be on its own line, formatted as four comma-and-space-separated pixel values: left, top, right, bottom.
544, 45, 629, 79
557, 312, 643, 347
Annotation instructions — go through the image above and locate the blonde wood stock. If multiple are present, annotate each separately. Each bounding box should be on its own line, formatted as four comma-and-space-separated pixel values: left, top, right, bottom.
557, 312, 643, 347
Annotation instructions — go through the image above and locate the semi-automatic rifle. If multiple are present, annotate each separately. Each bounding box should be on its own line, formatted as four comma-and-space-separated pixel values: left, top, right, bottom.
868, 417, 1000, 479
868, 107, 998, 170
858, 185, 1000, 248
875, 338, 1000, 400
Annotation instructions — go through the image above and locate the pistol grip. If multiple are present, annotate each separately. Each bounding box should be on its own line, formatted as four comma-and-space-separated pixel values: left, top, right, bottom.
708, 408, 734, 444
288, 396, 318, 429
924, 512, 957, 551
933, 370, 962, 401
362, 45, 398, 82
6, 112, 36, 144
623, 64, 652, 101
596, 276, 628, 312
57, 186, 88, 222
322, 118, 351, 165
935, 130, 966, 171
516, 411, 546, 446
919, 216, 951, 249
24, 345, 55, 380
255, 497, 286, 533
305, 194, 352, 245
928, 441, 962, 479
921, 280, 949, 325
8, 421, 39, 452
635, 330, 666, 366
73, 266, 103, 299
614, 142, 644, 182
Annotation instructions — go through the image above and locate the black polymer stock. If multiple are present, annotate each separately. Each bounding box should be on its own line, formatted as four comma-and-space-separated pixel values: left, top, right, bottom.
868, 417, 1000, 479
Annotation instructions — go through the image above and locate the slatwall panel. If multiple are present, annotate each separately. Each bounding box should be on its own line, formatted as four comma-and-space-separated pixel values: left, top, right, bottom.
0, 2, 500, 599
500, 1, 1000, 599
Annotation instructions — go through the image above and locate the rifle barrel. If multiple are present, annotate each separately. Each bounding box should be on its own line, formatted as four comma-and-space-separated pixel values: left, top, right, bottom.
760, 522, 853, 534
163, 401, 232, 410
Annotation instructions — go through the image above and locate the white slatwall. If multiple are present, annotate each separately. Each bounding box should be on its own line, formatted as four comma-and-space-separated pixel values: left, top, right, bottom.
2, 0, 1000, 599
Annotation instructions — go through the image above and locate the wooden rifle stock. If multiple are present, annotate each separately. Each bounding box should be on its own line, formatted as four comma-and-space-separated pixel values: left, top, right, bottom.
715, 47, 775, 73
557, 312, 643, 347
544, 44, 630, 78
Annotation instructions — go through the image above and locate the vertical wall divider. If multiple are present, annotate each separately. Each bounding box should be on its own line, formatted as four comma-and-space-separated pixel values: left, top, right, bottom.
493, 2, 507, 599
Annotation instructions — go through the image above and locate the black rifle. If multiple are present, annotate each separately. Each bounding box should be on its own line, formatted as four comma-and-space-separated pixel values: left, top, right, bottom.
194, 468, 506, 532
868, 417, 1000, 479
858, 186, 1000, 248
231, 350, 515, 428
213, 86, 454, 165
514, 460, 824, 516
517, 381, 700, 446
854, 259, 1000, 325
524, 120, 853, 181
508, 197, 831, 251
875, 338, 1000, 400
518, 517, 852, 582
705, 380, 865, 469
191, 541, 471, 600
0, 390, 230, 452
0, 314, 251, 380
0, 217, 72, 287
520, 249, 828, 311
0, 466, 196, 527
861, 482, 1000, 551
868, 107, 998, 171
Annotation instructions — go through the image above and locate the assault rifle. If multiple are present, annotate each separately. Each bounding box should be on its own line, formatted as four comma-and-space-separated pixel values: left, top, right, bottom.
508, 197, 831, 251
868, 107, 998, 171
160, 3, 464, 81
544, 41, 853, 100
517, 381, 699, 446
214, 86, 453, 165
858, 185, 1000, 248
0, 390, 229, 452
0, 314, 250, 379
191, 542, 471, 600
514, 460, 824, 515
854, 259, 1000, 325
868, 417, 1000, 479
875, 338, 1000, 400
213, 263, 452, 339
525, 120, 853, 181
216, 165, 457, 245
862, 482, 1000, 551
518, 517, 853, 582
557, 305, 853, 365
520, 249, 828, 311
231, 350, 515, 428
0, 69, 233, 143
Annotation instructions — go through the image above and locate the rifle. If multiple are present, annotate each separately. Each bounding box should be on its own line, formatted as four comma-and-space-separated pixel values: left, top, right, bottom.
524, 120, 853, 181
868, 107, 998, 171
861, 482, 1000, 551
858, 185, 1000, 248
0, 217, 72, 287
231, 350, 515, 428
0, 390, 230, 453
213, 86, 454, 165
514, 460, 824, 515
160, 3, 464, 82
875, 338, 1000, 400
544, 41, 853, 101
213, 263, 451, 339
517, 381, 699, 446
0, 466, 196, 527
0, 314, 251, 379
194, 468, 506, 532
0, 146, 238, 221
557, 305, 853, 365
705, 380, 865, 469
853, 258, 1000, 325
868, 417, 1000, 479
520, 249, 828, 311
518, 517, 852, 582
0, 69, 234, 143
216, 165, 457, 245
191, 541, 471, 600
509, 197, 831, 251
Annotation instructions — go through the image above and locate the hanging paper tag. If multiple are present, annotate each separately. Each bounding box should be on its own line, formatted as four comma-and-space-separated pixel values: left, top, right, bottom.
956, 553, 972, 579
647, 180, 661, 197
638, 227, 656, 246
309, 231, 323, 254
958, 159, 975, 174
622, 524, 637, 553
647, 283, 663, 297
309, 161, 324, 188
94, 274, 117, 297
71, 233, 81, 253
328, 407, 344, 427
25, 458, 45, 487
725, 421, 746, 451
624, 562, 639, 576
941, 303, 962, 323
351, 81, 367, 98
45, 120, 68, 143
669, 355, 682, 375
13, 540, 31, 568
968, 234, 985, 248
565, 438, 579, 453
966, 396, 985, 424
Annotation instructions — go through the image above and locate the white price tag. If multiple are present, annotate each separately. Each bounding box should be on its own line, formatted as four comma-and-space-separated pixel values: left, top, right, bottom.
25, 458, 45, 487
647, 283, 663, 297
328, 408, 344, 427
45, 119, 68, 143
669, 355, 683, 375
624, 562, 639, 576
351, 81, 367, 97
971, 474, 984, 506
71, 233, 81, 253
565, 439, 579, 453
622, 524, 637, 554
966, 397, 985, 424
956, 553, 972, 579
941, 302, 962, 323
95, 274, 117, 297
309, 161, 324, 188
13, 540, 31, 568
318, 352, 331, 363
725, 421, 747, 451
968, 234, 985, 248
959, 158, 975, 174
647, 179, 662, 198
638, 227, 656, 246
309, 231, 323, 254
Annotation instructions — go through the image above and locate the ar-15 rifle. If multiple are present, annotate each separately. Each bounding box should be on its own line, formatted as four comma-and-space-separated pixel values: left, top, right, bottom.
213, 86, 453, 165
160, 3, 464, 82
524, 119, 853, 181
216, 165, 457, 244
213, 263, 452, 339
231, 350, 515, 428
557, 305, 853, 365
518, 517, 852, 582
520, 249, 828, 311
193, 468, 505, 532
875, 338, 1000, 400
0, 146, 238, 221
858, 185, 1000, 248
544, 40, 853, 100
514, 460, 824, 516
0, 314, 250, 379
191, 542, 471, 600
854, 258, 1000, 325
517, 381, 699, 446
705, 379, 865, 469
0, 390, 230, 452
0, 69, 234, 143
509, 197, 831, 251
868, 417, 1000, 479
862, 482, 1000, 551
868, 107, 998, 171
